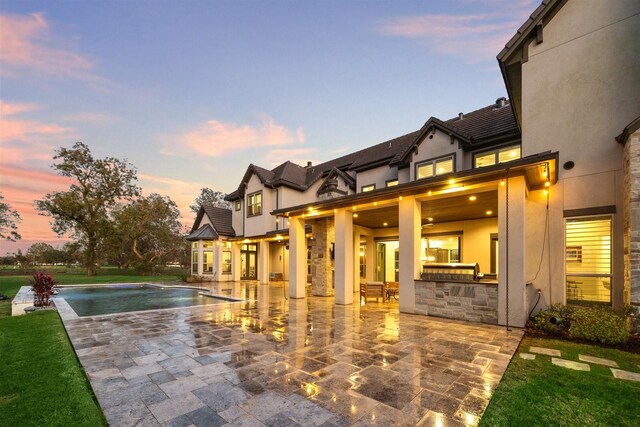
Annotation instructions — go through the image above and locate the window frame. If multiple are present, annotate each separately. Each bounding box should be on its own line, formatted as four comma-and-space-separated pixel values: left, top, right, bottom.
222, 250, 232, 274
415, 154, 455, 181
361, 184, 376, 193
473, 144, 521, 169
246, 191, 263, 217
564, 214, 613, 306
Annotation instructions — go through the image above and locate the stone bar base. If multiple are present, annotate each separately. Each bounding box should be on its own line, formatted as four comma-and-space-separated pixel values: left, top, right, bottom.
415, 280, 498, 324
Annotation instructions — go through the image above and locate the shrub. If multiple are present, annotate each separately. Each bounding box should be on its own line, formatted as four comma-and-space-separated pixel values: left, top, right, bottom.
569, 305, 630, 345
624, 305, 639, 333
532, 303, 575, 334
29, 271, 58, 307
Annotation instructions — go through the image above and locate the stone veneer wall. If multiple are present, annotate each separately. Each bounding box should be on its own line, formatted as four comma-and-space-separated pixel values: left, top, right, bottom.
311, 217, 335, 296
414, 281, 498, 324
624, 128, 640, 306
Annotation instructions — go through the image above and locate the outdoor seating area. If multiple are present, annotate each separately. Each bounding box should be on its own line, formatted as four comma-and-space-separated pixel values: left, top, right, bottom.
360, 281, 398, 303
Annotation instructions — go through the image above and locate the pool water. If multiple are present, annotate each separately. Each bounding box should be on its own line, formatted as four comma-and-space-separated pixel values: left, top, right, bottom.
58, 284, 224, 316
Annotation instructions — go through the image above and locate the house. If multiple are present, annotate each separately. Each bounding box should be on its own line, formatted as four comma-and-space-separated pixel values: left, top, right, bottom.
188, 0, 640, 327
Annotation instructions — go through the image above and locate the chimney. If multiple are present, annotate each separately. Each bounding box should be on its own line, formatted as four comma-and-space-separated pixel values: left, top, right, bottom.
458, 112, 464, 120
496, 97, 507, 108
306, 161, 312, 168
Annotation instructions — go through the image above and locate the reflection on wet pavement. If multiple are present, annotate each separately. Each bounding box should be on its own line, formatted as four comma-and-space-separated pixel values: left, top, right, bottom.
62, 282, 522, 426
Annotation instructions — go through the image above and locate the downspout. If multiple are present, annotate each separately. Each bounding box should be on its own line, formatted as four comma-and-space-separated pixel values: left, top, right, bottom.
505, 168, 511, 331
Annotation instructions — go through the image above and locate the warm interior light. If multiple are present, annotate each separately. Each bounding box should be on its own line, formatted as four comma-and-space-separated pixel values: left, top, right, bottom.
428, 217, 433, 221
353, 213, 359, 218
469, 195, 477, 201
486, 210, 493, 215
383, 222, 388, 226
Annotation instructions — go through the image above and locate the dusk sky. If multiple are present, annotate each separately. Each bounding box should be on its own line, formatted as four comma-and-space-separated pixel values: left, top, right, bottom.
0, 0, 536, 254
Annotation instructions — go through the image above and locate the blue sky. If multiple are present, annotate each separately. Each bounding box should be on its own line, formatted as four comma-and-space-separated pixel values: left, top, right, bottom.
0, 0, 536, 252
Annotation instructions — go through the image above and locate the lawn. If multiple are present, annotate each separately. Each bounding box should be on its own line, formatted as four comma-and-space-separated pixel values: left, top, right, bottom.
481, 335, 640, 426
0, 272, 184, 426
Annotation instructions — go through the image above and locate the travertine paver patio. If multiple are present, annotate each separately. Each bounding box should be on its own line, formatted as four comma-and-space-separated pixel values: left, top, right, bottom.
60, 282, 523, 426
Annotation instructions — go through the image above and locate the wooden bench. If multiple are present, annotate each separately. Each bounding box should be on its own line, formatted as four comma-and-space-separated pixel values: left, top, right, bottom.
360, 281, 385, 302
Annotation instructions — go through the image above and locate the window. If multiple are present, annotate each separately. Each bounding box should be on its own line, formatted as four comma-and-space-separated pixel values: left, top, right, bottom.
203, 251, 213, 274
386, 179, 399, 187
416, 155, 454, 180
474, 145, 521, 168
421, 234, 461, 263
222, 250, 232, 274
565, 216, 612, 304
235, 200, 241, 211
203, 241, 214, 248
361, 184, 376, 192
191, 251, 198, 274
359, 243, 366, 278
247, 191, 262, 217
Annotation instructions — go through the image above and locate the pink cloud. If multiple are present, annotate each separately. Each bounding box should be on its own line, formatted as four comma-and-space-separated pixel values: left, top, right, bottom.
165, 116, 304, 158
375, 1, 536, 62
0, 12, 108, 86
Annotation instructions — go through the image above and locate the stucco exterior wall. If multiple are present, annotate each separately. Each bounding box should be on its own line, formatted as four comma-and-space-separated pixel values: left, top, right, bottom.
232, 203, 243, 236
409, 131, 462, 181
521, 0, 640, 309
356, 165, 398, 192
244, 174, 275, 237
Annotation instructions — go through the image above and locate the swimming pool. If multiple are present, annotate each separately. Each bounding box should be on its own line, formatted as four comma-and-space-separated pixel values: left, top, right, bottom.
57, 284, 227, 317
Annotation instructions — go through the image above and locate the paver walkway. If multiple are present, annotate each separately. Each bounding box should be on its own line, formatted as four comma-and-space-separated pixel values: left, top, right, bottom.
60, 282, 523, 426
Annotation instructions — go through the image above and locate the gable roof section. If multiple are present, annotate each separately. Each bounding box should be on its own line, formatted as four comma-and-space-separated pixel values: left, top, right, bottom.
190, 205, 235, 237
390, 100, 520, 166
317, 167, 357, 195
497, 0, 567, 126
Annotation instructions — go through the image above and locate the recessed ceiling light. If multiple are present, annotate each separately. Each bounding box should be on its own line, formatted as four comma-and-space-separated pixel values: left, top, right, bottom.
383, 222, 388, 226
486, 210, 493, 215
353, 213, 359, 218
448, 179, 455, 185
427, 191, 432, 196
428, 217, 433, 221
469, 195, 477, 201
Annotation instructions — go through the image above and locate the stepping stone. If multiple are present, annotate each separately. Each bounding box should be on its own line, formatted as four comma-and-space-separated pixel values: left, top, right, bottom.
519, 353, 536, 360
578, 355, 619, 368
529, 346, 561, 357
611, 368, 640, 382
551, 358, 590, 371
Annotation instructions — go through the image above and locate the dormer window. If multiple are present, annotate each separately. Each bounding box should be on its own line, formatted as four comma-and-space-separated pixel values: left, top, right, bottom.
474, 145, 521, 168
361, 184, 376, 192
416, 155, 454, 180
247, 191, 262, 217
386, 179, 399, 187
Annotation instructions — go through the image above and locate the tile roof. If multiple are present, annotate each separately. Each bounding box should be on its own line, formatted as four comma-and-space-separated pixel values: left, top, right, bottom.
224, 100, 519, 199
202, 205, 235, 236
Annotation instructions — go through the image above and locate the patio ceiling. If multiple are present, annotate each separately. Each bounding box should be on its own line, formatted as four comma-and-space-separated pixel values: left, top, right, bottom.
353, 190, 498, 229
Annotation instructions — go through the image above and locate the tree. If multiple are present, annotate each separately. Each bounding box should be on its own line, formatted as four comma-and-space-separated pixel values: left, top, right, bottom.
107, 194, 185, 273
26, 242, 57, 265
0, 193, 21, 241
189, 188, 231, 214
35, 142, 140, 276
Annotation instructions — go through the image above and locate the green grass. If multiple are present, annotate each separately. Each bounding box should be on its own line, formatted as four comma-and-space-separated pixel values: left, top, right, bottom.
481, 336, 640, 426
0, 271, 184, 425
0, 311, 107, 426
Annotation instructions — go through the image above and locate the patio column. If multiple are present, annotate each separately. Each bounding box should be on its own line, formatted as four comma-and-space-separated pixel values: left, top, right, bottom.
289, 216, 306, 298
498, 175, 527, 327
399, 196, 420, 314
365, 235, 376, 282
232, 242, 241, 281
197, 241, 204, 276
214, 243, 223, 281
334, 208, 354, 305
259, 240, 270, 285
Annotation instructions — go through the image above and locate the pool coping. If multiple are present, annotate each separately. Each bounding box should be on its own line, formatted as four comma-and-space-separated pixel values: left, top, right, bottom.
53, 283, 251, 321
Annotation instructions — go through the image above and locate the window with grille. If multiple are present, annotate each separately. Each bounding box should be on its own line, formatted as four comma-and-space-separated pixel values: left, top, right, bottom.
247, 191, 262, 217
565, 216, 612, 304
222, 250, 232, 274
416, 155, 454, 180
